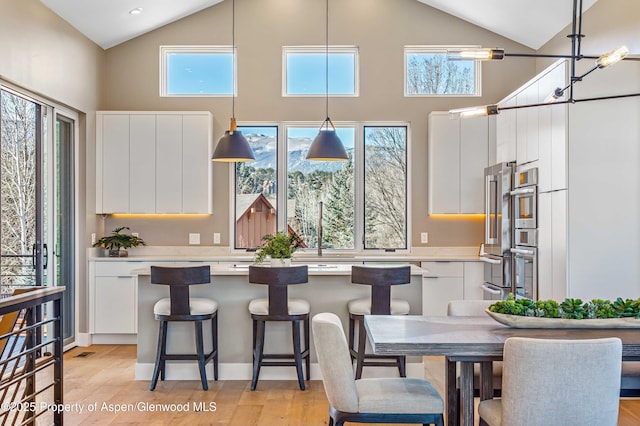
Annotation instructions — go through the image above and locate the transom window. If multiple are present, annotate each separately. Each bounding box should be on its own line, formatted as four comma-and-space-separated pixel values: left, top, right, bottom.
283, 46, 359, 96
160, 46, 234, 97
404, 46, 481, 96
233, 123, 408, 252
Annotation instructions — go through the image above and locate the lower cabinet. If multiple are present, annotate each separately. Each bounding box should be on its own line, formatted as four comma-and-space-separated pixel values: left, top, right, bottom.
94, 276, 136, 334
421, 261, 484, 316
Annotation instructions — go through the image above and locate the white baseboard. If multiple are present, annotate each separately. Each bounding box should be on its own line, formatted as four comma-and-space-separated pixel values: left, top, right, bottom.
76, 333, 92, 347
84, 334, 137, 345
135, 361, 424, 381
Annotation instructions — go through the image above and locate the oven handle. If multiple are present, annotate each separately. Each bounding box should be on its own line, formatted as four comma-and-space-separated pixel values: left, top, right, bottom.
481, 283, 503, 295
510, 187, 535, 196
479, 255, 502, 265
510, 248, 535, 255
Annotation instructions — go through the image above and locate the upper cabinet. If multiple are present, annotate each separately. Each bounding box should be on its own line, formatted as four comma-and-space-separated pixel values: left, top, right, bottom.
494, 60, 567, 192
429, 112, 489, 214
96, 111, 212, 214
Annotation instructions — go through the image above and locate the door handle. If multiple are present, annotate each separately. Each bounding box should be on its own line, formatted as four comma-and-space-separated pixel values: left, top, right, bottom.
479, 256, 502, 265
481, 283, 502, 295
510, 248, 534, 255
43, 244, 48, 269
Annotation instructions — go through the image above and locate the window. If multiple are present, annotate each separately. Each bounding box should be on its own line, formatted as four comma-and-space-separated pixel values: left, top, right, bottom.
234, 126, 278, 249
232, 123, 409, 252
160, 46, 234, 96
364, 126, 407, 249
404, 46, 480, 96
283, 46, 358, 96
286, 126, 355, 250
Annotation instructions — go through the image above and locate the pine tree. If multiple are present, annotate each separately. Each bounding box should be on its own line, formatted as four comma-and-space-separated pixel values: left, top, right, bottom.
324, 155, 354, 249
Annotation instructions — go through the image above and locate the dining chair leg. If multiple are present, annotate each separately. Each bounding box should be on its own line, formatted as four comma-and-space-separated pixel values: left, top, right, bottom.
398, 355, 406, 377
348, 316, 356, 360
355, 318, 367, 379
292, 319, 306, 390
251, 320, 265, 391
194, 319, 208, 390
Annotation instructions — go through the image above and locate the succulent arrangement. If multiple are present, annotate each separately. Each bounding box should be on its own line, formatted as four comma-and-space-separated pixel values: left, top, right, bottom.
489, 293, 640, 319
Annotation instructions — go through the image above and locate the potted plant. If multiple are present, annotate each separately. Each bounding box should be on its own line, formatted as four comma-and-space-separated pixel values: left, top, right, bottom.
254, 231, 300, 266
93, 226, 146, 257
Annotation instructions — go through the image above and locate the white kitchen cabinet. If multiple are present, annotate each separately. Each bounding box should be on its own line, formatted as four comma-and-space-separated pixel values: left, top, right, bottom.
421, 261, 484, 315
516, 82, 540, 165
495, 95, 517, 163
428, 112, 489, 214
96, 111, 212, 214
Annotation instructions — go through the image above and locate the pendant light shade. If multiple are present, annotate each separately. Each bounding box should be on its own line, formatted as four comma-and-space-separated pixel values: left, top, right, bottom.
306, 0, 347, 162
212, 0, 255, 162
306, 119, 348, 161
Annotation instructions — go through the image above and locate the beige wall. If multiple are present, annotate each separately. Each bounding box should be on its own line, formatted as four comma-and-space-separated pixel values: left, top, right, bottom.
100, 0, 537, 248
0, 0, 104, 333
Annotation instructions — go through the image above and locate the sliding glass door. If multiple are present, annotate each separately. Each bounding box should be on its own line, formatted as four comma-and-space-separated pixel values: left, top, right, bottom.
0, 88, 76, 345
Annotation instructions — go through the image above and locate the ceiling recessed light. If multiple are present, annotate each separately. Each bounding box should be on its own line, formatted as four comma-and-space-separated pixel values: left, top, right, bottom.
129, 8, 143, 15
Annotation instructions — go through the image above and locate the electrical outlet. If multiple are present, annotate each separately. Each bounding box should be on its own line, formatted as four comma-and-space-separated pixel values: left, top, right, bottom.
91, 233, 96, 245
189, 233, 201, 245
421, 232, 429, 244
213, 233, 221, 245
132, 232, 139, 238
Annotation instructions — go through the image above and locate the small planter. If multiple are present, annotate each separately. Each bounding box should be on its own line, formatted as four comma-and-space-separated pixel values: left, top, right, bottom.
270, 258, 291, 267
109, 249, 128, 258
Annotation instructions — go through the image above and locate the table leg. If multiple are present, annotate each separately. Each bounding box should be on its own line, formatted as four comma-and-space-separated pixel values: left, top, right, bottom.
459, 361, 474, 426
479, 361, 494, 401
445, 357, 459, 426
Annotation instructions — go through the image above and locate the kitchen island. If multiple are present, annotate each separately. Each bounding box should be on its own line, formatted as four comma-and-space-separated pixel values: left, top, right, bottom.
133, 263, 425, 381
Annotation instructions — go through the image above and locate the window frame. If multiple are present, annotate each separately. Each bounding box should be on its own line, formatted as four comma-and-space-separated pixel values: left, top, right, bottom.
229, 121, 411, 255
282, 46, 360, 97
159, 45, 236, 97
404, 45, 482, 97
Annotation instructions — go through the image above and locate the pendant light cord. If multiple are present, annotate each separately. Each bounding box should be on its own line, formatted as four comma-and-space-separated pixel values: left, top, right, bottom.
325, 0, 329, 126
232, 0, 236, 121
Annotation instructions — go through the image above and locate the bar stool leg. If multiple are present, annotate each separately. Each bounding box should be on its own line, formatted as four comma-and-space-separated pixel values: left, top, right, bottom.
355, 318, 367, 379
292, 320, 305, 390
150, 320, 167, 391
348, 316, 356, 361
251, 319, 266, 391
398, 355, 406, 377
194, 320, 208, 391
304, 317, 310, 380
212, 314, 219, 380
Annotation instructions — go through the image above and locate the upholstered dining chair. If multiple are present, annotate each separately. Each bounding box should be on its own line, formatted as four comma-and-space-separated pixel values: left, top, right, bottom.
312, 312, 444, 426
478, 337, 622, 426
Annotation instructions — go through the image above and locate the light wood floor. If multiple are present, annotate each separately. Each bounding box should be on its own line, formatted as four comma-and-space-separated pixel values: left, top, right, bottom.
60, 345, 640, 425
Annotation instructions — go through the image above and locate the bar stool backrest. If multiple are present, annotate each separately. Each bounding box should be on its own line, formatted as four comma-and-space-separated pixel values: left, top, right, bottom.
150, 265, 211, 316
351, 265, 411, 315
249, 265, 308, 317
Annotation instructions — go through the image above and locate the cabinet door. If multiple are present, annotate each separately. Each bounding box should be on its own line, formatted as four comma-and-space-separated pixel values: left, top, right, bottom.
156, 115, 183, 213
422, 277, 464, 316
94, 276, 136, 334
429, 112, 461, 214
462, 262, 484, 300
460, 116, 488, 213
129, 115, 156, 213
537, 192, 553, 300
100, 114, 130, 213
182, 114, 212, 213
496, 96, 517, 163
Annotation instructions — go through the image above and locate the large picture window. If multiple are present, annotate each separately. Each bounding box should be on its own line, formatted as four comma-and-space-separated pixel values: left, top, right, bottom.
283, 46, 358, 96
234, 126, 278, 249
160, 46, 234, 97
232, 123, 408, 252
404, 46, 480, 96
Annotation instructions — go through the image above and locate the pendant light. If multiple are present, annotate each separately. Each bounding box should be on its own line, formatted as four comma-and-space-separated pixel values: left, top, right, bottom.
306, 0, 348, 161
212, 0, 255, 162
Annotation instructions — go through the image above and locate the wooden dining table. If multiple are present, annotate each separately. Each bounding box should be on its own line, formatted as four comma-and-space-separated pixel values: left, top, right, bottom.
364, 315, 640, 426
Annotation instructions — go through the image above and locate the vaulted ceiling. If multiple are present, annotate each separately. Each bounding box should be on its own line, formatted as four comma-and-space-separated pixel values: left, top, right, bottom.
39, 0, 598, 50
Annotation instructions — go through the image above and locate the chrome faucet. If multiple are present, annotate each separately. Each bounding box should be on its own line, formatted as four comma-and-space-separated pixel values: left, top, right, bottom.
318, 201, 323, 257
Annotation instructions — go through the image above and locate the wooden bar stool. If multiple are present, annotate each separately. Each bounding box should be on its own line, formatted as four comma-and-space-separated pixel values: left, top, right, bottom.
348, 265, 411, 379
248, 265, 310, 391
149, 265, 218, 391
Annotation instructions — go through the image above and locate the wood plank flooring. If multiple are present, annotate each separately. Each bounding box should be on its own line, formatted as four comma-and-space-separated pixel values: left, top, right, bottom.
59, 345, 640, 425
